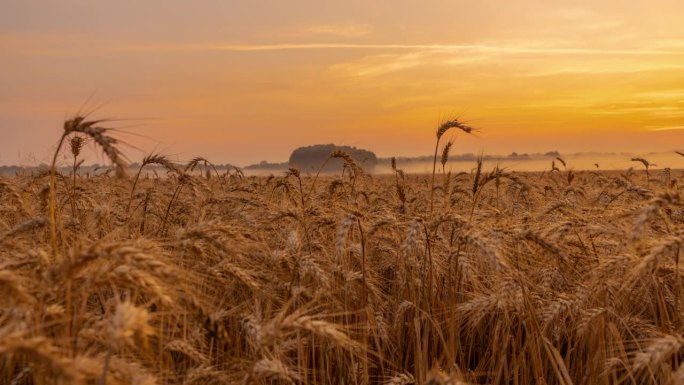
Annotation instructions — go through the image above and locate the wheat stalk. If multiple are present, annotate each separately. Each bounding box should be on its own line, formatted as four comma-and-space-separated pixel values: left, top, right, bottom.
430, 118, 473, 214
127, 153, 178, 213
48, 116, 128, 261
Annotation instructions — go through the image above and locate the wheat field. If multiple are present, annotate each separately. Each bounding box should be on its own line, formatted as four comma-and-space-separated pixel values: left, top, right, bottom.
1, 118, 683, 385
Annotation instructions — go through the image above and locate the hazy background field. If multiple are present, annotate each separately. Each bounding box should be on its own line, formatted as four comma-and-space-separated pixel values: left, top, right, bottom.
240, 151, 684, 176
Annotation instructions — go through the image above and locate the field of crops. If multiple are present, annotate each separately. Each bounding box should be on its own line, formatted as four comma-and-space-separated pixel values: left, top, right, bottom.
1, 119, 684, 385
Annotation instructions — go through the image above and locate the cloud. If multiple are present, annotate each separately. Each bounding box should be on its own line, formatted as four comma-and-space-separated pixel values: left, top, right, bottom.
289, 23, 373, 38
648, 126, 684, 131
326, 44, 684, 78
194, 43, 684, 56
328, 50, 493, 77
330, 51, 435, 77
635, 90, 684, 99
520, 64, 684, 78
5, 35, 684, 57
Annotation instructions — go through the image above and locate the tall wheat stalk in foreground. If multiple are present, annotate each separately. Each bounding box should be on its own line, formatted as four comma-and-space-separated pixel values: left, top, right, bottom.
430, 119, 473, 214
49, 116, 127, 259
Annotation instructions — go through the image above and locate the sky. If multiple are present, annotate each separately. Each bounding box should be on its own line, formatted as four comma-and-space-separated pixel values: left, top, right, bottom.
1, 0, 684, 167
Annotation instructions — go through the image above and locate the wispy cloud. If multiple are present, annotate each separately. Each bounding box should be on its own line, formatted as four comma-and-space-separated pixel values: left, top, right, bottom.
288, 23, 373, 38
330, 51, 436, 77
521, 64, 684, 77
178, 43, 684, 56
6, 36, 684, 57
635, 90, 684, 99
648, 126, 684, 131
328, 45, 684, 78
328, 50, 494, 77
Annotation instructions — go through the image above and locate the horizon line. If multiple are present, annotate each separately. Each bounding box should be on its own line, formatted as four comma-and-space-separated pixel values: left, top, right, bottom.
1, 149, 681, 169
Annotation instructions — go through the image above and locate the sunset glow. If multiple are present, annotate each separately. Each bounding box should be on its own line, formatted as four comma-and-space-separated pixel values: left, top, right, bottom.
1, 0, 683, 166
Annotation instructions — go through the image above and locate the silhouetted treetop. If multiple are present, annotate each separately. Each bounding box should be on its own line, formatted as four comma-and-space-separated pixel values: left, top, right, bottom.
289, 144, 377, 172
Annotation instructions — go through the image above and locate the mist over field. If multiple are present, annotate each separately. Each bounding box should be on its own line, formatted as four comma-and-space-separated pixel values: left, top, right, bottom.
243, 151, 684, 176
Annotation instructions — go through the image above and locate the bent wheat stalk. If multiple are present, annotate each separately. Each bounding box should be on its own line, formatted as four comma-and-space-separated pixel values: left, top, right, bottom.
49, 116, 127, 260
430, 119, 473, 214
127, 153, 178, 214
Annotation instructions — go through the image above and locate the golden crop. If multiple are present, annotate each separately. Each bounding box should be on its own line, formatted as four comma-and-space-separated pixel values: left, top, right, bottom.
1, 118, 683, 384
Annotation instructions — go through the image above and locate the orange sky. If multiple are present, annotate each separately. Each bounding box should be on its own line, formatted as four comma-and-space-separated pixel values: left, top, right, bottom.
1, 0, 683, 166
